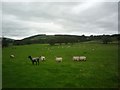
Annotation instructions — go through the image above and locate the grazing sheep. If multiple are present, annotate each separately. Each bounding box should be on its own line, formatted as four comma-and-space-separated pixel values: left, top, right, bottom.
40, 56, 46, 61
79, 56, 86, 61
10, 55, 15, 58
55, 57, 62, 62
73, 56, 87, 61
73, 56, 79, 61
28, 56, 40, 65
67, 46, 70, 48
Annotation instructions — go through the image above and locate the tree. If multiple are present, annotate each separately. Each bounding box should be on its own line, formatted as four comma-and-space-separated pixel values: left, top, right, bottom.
2, 38, 9, 47
79, 35, 87, 42
48, 38, 56, 46
102, 35, 112, 44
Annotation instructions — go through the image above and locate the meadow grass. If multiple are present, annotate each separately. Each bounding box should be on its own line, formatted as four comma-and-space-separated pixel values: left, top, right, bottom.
2, 43, 118, 88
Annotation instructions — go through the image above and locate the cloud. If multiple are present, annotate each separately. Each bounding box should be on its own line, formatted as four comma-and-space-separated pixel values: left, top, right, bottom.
2, 2, 118, 39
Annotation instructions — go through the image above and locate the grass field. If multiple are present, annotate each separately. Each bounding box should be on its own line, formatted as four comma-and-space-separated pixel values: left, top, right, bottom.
2, 43, 118, 88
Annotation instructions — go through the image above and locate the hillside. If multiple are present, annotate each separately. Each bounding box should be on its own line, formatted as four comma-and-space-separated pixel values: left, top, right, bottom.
14, 34, 87, 45
2, 34, 120, 46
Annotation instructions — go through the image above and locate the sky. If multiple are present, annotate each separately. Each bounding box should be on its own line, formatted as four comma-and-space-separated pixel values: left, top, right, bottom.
2, 0, 118, 40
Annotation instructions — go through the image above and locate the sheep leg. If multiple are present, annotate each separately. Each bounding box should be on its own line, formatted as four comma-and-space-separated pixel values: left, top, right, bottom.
32, 61, 34, 65
43, 58, 45, 61
38, 60, 39, 65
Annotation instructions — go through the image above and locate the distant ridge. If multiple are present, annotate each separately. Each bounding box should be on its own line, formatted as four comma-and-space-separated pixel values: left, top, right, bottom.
22, 34, 46, 40
2, 34, 120, 41
2, 37, 15, 41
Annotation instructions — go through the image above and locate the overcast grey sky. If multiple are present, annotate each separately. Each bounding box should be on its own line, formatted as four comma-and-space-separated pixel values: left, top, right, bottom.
2, 1, 118, 40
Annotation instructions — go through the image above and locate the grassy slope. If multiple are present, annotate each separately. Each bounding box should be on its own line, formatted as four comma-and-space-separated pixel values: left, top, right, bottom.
2, 43, 118, 88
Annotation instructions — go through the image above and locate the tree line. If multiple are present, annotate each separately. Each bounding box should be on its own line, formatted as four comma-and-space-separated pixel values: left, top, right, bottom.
2, 34, 120, 47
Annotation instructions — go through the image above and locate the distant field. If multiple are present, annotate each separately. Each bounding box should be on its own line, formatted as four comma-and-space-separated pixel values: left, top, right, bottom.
2, 43, 118, 88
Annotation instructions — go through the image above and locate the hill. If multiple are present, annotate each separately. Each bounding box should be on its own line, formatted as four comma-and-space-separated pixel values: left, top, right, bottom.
2, 37, 14, 47
2, 34, 120, 46
14, 34, 88, 45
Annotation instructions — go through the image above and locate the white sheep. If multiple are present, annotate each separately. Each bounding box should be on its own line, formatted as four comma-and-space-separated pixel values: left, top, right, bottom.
10, 55, 15, 58
55, 57, 62, 62
73, 56, 87, 61
79, 56, 86, 61
40, 56, 46, 61
73, 56, 79, 61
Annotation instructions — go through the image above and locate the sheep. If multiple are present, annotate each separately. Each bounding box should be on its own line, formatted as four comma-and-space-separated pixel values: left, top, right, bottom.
73, 56, 87, 61
40, 56, 46, 61
10, 55, 15, 58
73, 56, 79, 61
55, 57, 62, 63
28, 56, 40, 65
67, 46, 71, 48
79, 56, 86, 61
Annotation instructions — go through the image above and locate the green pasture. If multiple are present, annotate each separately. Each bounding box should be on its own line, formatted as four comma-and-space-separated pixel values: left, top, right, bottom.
2, 43, 118, 88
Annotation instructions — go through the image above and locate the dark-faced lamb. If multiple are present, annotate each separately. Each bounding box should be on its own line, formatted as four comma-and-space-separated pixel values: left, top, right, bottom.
28, 56, 40, 65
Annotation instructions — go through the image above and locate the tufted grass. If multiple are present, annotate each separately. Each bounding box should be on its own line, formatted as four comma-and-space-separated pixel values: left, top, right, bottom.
2, 43, 118, 88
